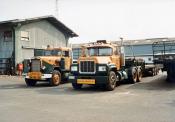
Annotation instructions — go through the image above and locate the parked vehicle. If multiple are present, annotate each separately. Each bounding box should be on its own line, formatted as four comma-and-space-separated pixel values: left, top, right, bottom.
152, 40, 175, 82
69, 40, 145, 91
25, 47, 72, 86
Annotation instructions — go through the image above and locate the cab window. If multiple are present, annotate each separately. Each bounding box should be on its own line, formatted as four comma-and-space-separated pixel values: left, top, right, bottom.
88, 47, 113, 56
62, 51, 70, 57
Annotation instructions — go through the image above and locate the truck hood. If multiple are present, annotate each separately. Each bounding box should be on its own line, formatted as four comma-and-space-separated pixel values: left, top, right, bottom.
78, 56, 112, 64
34, 56, 61, 65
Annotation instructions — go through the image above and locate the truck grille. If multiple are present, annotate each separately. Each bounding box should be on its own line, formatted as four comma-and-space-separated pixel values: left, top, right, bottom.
79, 61, 95, 73
31, 59, 40, 72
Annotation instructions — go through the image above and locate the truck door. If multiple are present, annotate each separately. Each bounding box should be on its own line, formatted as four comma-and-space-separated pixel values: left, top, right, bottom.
63, 51, 72, 70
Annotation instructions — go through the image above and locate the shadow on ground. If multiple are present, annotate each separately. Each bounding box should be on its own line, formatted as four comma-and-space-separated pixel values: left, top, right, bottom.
35, 84, 109, 95
0, 81, 107, 95
1, 74, 175, 95
0, 82, 53, 90
128, 75, 175, 91
0, 84, 27, 90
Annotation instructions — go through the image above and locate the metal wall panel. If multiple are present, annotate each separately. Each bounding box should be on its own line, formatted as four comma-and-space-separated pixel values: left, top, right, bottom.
21, 49, 34, 60
15, 20, 68, 65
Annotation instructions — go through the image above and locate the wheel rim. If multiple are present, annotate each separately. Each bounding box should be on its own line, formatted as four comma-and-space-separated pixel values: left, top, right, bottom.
138, 71, 142, 80
52, 74, 60, 85
110, 73, 116, 86
133, 72, 137, 81
153, 69, 155, 76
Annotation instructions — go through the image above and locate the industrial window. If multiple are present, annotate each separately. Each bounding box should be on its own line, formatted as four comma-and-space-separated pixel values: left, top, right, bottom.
4, 31, 12, 41
73, 48, 81, 59
34, 49, 44, 56
21, 31, 29, 41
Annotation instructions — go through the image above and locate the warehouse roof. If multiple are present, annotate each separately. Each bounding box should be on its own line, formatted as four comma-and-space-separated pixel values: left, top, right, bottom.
115, 37, 173, 46
0, 15, 78, 37
72, 37, 175, 48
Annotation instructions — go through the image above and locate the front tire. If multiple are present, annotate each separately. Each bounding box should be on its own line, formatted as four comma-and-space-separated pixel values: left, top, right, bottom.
50, 70, 61, 86
106, 71, 118, 91
25, 79, 37, 86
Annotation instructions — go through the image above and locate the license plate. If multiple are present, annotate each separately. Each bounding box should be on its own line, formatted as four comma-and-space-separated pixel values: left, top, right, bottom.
28, 72, 41, 79
77, 79, 95, 84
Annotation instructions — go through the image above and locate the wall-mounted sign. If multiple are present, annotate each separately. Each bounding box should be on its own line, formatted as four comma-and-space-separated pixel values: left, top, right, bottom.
21, 31, 29, 41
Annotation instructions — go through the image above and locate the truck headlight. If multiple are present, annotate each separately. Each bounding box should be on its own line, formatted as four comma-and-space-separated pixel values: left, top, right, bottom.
71, 66, 78, 71
98, 66, 106, 71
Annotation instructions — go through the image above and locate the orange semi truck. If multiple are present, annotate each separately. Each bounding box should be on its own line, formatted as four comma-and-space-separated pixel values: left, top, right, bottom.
69, 40, 144, 91
25, 47, 72, 86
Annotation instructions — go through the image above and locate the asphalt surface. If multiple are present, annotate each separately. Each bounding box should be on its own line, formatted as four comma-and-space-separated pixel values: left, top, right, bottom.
0, 73, 175, 122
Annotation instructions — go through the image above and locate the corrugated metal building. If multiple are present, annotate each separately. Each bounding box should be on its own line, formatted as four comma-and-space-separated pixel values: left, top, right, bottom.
0, 15, 78, 74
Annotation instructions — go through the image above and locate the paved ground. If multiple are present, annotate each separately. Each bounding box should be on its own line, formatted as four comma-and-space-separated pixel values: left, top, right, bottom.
0, 73, 175, 122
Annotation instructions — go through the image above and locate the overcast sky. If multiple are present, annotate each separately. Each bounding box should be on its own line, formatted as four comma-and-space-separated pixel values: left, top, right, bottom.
1, 0, 175, 43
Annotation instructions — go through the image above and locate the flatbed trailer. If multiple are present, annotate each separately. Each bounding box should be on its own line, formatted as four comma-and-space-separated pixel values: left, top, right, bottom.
152, 40, 175, 81
125, 58, 159, 76
142, 64, 160, 76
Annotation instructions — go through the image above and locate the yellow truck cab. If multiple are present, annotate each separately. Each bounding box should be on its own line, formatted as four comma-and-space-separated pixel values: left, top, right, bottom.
69, 40, 144, 91
25, 47, 72, 86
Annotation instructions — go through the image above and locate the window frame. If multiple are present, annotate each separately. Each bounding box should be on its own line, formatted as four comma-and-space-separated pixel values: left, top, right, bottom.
21, 31, 30, 41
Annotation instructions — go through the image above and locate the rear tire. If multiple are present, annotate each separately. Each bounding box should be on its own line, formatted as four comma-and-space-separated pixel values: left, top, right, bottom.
137, 69, 142, 82
50, 70, 61, 86
106, 71, 118, 91
25, 79, 37, 86
129, 67, 137, 84
72, 83, 82, 90
155, 68, 158, 75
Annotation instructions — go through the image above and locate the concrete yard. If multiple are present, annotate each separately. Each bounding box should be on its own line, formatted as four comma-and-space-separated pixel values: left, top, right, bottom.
0, 73, 175, 122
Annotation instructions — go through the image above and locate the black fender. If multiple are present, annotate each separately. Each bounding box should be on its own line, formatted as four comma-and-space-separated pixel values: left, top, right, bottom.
53, 66, 62, 73
107, 64, 121, 81
107, 64, 117, 73
116, 71, 122, 81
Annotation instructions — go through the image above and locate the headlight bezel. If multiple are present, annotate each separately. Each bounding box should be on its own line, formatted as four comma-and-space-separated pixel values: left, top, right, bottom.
98, 65, 107, 72
71, 65, 78, 72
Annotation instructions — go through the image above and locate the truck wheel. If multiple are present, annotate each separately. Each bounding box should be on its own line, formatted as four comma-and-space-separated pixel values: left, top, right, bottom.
25, 79, 37, 86
129, 68, 137, 84
72, 83, 82, 90
137, 69, 142, 82
50, 70, 61, 86
106, 71, 118, 91
155, 68, 158, 75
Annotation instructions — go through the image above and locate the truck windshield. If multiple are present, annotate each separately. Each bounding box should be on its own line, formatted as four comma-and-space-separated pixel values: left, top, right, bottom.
44, 50, 62, 56
88, 47, 113, 56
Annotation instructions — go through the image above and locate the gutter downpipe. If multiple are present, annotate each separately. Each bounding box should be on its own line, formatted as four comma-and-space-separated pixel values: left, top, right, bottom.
12, 27, 16, 75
